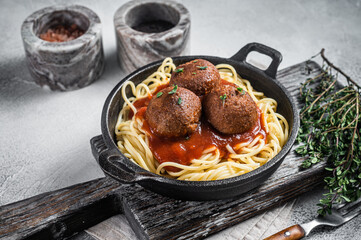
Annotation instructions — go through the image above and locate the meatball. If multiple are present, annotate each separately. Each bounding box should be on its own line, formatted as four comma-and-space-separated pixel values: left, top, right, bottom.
204, 84, 258, 134
169, 59, 220, 96
146, 86, 202, 138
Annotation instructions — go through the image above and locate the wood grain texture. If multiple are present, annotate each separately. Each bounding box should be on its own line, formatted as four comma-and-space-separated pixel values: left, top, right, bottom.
0, 61, 327, 240
263, 224, 305, 240
0, 178, 124, 240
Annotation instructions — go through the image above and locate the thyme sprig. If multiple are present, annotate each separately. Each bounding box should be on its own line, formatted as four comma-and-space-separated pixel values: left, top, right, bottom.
220, 94, 227, 106
296, 49, 361, 215
168, 84, 178, 95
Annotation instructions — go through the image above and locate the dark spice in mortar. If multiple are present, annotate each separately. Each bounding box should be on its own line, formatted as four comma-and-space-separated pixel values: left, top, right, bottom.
39, 24, 84, 42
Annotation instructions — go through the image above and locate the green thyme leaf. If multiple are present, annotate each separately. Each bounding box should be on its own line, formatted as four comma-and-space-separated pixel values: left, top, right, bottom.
192, 72, 197, 75
156, 92, 163, 98
296, 50, 361, 216
177, 97, 182, 105
220, 94, 227, 101
175, 68, 184, 73
168, 84, 178, 95
220, 94, 227, 107
197, 66, 208, 70
193, 60, 198, 63
237, 87, 245, 95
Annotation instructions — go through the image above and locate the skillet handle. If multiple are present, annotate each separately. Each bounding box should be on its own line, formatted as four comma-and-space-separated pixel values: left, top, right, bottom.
91, 135, 155, 184
230, 42, 282, 78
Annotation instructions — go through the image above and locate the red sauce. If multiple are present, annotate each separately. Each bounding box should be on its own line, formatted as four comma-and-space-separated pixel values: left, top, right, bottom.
221, 79, 238, 87
128, 83, 170, 119
129, 82, 267, 172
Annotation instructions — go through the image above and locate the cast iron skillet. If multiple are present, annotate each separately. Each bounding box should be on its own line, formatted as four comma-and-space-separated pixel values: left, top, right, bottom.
90, 42, 299, 201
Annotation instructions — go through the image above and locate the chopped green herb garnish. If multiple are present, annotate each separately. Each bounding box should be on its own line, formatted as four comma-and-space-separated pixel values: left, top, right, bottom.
220, 94, 227, 102
197, 66, 208, 70
175, 68, 184, 73
220, 94, 227, 106
193, 60, 198, 63
156, 92, 163, 98
237, 87, 245, 95
177, 97, 182, 105
192, 72, 197, 75
168, 84, 178, 95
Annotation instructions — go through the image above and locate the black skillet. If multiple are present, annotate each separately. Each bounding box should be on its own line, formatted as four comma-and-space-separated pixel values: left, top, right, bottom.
90, 42, 299, 201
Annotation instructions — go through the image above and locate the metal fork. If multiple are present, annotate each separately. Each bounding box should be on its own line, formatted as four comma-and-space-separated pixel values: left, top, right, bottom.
264, 198, 361, 240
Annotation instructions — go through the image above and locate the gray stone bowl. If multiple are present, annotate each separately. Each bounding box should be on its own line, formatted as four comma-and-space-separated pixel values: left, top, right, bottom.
114, 0, 191, 73
21, 5, 104, 91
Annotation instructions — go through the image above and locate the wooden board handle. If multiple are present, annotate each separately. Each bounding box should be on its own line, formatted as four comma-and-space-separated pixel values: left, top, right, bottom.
264, 224, 305, 240
0, 177, 124, 240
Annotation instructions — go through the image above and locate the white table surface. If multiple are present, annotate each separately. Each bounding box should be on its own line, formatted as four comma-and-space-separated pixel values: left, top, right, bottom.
1, 0, 361, 239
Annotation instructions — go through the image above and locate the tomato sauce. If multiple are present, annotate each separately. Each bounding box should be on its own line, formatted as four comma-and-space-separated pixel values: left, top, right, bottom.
128, 83, 170, 119
129, 83, 267, 172
221, 79, 238, 87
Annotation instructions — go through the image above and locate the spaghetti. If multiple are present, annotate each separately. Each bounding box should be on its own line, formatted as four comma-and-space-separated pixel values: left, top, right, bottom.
115, 58, 289, 181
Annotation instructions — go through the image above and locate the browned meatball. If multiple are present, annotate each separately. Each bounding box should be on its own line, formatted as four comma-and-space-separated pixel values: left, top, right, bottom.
204, 84, 258, 134
146, 86, 202, 138
169, 59, 220, 96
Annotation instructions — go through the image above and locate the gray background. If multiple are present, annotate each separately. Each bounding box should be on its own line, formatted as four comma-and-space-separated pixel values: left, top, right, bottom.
1, 0, 361, 239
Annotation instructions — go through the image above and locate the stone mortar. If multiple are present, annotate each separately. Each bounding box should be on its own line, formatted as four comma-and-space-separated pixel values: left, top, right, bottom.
114, 0, 191, 73
21, 5, 104, 91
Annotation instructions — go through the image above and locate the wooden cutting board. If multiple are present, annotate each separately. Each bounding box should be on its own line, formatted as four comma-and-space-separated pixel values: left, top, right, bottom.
0, 61, 328, 240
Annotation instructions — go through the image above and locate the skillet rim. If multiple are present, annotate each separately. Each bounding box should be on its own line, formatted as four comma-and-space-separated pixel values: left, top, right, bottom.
100, 54, 300, 187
